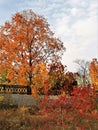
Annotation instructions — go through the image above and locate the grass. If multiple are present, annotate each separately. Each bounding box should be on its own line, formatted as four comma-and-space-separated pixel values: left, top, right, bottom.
0, 94, 98, 130
0, 106, 98, 130
0, 107, 63, 130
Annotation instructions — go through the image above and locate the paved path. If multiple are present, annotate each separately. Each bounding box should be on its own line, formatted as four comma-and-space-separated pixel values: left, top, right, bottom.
0, 94, 59, 107
0, 94, 39, 107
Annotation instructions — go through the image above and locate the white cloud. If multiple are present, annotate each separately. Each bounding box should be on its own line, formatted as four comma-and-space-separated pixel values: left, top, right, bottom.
70, 8, 79, 16
72, 17, 97, 38
53, 8, 97, 71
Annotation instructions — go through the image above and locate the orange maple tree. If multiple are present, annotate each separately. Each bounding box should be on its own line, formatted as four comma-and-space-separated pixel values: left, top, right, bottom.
32, 62, 50, 96
0, 10, 65, 89
89, 58, 98, 90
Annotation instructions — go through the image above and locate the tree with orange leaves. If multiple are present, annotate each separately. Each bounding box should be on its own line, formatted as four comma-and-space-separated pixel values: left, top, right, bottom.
32, 62, 50, 96
0, 10, 65, 90
89, 58, 98, 91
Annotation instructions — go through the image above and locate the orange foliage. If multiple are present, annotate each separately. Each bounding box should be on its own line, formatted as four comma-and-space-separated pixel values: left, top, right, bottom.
0, 10, 65, 90
89, 58, 98, 90
32, 62, 50, 95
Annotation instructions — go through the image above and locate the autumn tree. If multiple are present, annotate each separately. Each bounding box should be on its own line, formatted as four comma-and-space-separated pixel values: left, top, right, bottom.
0, 10, 65, 89
89, 58, 98, 91
48, 62, 66, 95
64, 72, 77, 95
0, 70, 9, 84
74, 59, 90, 86
48, 63, 77, 95
32, 62, 50, 95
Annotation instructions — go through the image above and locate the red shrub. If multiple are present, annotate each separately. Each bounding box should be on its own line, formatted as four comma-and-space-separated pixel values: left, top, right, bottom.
39, 86, 98, 129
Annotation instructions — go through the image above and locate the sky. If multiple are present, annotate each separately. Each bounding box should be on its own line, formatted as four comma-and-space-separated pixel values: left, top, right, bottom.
0, 0, 98, 72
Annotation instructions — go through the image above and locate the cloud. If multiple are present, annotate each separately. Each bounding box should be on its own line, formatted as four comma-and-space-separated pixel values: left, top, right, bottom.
0, 0, 25, 25
70, 8, 79, 16
52, 1, 98, 71
61, 16, 97, 71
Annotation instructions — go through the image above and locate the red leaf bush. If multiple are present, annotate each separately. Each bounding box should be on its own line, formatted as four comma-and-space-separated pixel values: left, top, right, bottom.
39, 86, 98, 129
